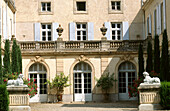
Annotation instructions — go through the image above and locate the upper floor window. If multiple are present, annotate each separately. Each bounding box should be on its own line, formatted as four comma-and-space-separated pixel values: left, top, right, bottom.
41, 2, 51, 12
41, 24, 52, 41
111, 1, 121, 11
109, 0, 123, 14
76, 23, 87, 41
74, 0, 88, 14
111, 23, 122, 40
77, 2, 86, 11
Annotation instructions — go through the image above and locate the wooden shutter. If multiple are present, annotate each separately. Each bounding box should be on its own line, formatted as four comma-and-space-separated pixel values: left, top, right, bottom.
34, 23, 40, 41
104, 22, 111, 40
88, 22, 94, 40
52, 23, 59, 41
69, 22, 76, 41
123, 21, 129, 40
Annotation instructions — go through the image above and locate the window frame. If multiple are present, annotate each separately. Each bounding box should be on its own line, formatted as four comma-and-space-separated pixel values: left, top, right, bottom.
111, 23, 122, 40
76, 23, 87, 41
109, 0, 123, 14
38, 0, 53, 15
41, 2, 51, 12
74, 0, 88, 14
41, 23, 52, 41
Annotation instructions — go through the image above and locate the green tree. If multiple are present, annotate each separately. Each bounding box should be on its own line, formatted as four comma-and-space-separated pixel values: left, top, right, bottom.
146, 40, 153, 73
160, 30, 169, 81
17, 45, 22, 73
154, 35, 160, 74
138, 44, 144, 78
3, 39, 11, 75
11, 40, 19, 73
0, 84, 9, 111
0, 36, 2, 84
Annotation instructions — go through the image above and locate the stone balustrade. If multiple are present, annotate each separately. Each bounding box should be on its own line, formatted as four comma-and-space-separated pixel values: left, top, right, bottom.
140, 92, 160, 104
9, 95, 29, 106
18, 40, 146, 53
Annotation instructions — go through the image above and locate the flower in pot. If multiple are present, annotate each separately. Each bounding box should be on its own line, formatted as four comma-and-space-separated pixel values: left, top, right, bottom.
96, 73, 117, 102
45, 73, 70, 102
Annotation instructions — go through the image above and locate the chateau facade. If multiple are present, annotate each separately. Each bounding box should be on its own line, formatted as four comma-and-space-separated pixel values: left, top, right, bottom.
0, 0, 169, 102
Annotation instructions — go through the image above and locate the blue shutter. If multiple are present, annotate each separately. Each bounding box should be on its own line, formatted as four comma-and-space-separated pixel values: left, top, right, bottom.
123, 21, 129, 40
34, 23, 40, 41
88, 22, 94, 40
104, 22, 111, 40
163, 0, 166, 29
52, 23, 59, 41
3, 7, 7, 39
69, 22, 76, 41
156, 6, 159, 35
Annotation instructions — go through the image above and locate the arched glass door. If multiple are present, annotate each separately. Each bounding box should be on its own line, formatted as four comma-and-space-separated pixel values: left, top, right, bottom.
29, 63, 47, 102
118, 62, 137, 100
73, 62, 92, 101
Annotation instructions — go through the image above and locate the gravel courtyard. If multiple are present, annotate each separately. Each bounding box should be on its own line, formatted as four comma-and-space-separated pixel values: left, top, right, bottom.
30, 101, 138, 111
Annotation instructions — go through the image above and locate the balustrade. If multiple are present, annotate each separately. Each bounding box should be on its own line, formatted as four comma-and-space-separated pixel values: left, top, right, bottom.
18, 40, 146, 52
9, 95, 29, 106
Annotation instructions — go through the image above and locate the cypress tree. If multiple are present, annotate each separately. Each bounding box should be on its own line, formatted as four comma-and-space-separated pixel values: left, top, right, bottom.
146, 40, 153, 73
0, 36, 2, 84
138, 44, 144, 78
11, 40, 19, 73
154, 35, 160, 74
3, 39, 11, 75
17, 45, 22, 73
160, 30, 169, 81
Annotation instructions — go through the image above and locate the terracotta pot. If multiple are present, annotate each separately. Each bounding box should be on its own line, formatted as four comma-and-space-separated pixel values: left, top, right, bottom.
57, 94, 63, 101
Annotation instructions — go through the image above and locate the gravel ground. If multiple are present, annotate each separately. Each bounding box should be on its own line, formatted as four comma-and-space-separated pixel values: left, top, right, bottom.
30, 101, 138, 111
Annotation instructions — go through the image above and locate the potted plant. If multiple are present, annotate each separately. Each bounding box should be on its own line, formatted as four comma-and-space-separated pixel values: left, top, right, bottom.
96, 73, 116, 102
45, 73, 70, 102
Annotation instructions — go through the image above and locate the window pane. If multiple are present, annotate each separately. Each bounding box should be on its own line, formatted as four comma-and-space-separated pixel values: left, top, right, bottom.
48, 25, 51, 29
77, 2, 86, 11
117, 24, 121, 28
83, 31, 86, 35
42, 25, 46, 29
77, 36, 81, 40
77, 24, 81, 29
82, 24, 86, 29
83, 36, 86, 40
77, 31, 80, 35
112, 24, 115, 28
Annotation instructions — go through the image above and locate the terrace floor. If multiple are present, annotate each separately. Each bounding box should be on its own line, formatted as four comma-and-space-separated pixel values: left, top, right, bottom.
30, 101, 138, 111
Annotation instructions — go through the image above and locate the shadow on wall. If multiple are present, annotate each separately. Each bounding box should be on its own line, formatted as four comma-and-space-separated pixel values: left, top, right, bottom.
90, 8, 146, 102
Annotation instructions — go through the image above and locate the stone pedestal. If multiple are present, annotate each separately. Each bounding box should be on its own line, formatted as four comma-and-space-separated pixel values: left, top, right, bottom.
57, 37, 63, 41
7, 85, 31, 111
138, 84, 162, 110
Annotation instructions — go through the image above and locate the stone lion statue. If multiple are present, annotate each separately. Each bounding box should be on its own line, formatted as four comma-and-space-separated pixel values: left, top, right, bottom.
143, 72, 160, 84
7, 74, 24, 86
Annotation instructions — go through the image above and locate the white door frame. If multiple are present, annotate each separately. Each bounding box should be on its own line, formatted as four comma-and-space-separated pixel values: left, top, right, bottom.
29, 63, 47, 102
73, 62, 92, 101
118, 62, 137, 100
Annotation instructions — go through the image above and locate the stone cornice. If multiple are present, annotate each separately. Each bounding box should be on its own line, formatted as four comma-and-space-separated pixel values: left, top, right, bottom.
142, 0, 154, 10
4, 0, 16, 13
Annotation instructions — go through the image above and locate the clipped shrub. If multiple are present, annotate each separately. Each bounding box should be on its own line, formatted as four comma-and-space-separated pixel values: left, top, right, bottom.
0, 85, 9, 111
160, 82, 170, 109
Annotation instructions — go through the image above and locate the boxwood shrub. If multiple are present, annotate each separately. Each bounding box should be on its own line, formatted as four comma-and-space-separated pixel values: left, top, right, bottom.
160, 82, 170, 109
0, 84, 9, 111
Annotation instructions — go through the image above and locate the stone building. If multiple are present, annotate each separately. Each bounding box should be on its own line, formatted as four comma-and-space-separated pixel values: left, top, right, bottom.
0, 0, 169, 103
0, 0, 16, 45
142, 0, 169, 42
